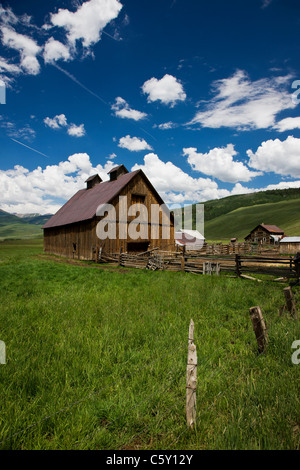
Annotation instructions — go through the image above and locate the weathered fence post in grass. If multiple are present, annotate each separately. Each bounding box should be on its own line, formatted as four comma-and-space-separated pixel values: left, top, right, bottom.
186, 319, 197, 429
284, 287, 298, 320
249, 306, 268, 353
235, 254, 241, 277
118, 246, 122, 267
181, 245, 186, 272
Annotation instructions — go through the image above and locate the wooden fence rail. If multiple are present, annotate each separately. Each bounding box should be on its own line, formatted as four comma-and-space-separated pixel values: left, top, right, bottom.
98, 249, 299, 280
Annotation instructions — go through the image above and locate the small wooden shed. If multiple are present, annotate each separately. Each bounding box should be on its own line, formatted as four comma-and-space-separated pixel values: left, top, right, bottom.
280, 237, 300, 254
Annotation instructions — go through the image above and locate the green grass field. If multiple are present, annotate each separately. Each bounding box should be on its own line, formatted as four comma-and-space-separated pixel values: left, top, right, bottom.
0, 240, 299, 450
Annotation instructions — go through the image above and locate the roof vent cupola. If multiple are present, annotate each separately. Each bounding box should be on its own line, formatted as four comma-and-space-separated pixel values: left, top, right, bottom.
108, 164, 129, 181
85, 174, 102, 190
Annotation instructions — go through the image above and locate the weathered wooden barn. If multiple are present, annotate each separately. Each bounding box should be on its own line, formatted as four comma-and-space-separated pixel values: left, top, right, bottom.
43, 165, 175, 259
280, 237, 300, 254
244, 223, 284, 244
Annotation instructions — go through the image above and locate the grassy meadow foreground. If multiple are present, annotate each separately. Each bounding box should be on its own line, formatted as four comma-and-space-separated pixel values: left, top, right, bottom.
0, 240, 299, 450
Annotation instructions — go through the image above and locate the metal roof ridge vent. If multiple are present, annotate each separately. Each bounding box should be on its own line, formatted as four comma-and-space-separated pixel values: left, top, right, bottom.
108, 164, 129, 181
85, 174, 102, 189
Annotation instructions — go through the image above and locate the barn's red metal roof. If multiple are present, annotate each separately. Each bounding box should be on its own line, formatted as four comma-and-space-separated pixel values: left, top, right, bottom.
261, 224, 284, 233
43, 170, 140, 229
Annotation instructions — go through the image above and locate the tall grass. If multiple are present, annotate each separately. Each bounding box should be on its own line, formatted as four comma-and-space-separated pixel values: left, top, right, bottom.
0, 241, 299, 450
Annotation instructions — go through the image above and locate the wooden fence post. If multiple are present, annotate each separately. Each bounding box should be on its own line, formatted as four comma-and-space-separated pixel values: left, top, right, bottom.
249, 306, 268, 353
186, 319, 197, 429
284, 287, 298, 320
118, 246, 122, 267
235, 254, 241, 277
181, 245, 186, 272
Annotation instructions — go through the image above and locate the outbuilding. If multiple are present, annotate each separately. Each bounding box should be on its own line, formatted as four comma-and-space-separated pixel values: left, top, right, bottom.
279, 237, 300, 254
175, 229, 205, 251
244, 223, 284, 244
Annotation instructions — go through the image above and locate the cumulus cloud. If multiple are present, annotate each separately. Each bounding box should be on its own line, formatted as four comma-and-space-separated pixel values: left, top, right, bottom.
67, 123, 86, 137
0, 154, 116, 214
44, 114, 85, 137
183, 144, 261, 183
43, 38, 71, 63
247, 136, 300, 178
141, 74, 186, 107
112, 97, 147, 121
188, 70, 296, 130
44, 114, 68, 129
48, 0, 123, 50
131, 153, 230, 204
118, 135, 152, 151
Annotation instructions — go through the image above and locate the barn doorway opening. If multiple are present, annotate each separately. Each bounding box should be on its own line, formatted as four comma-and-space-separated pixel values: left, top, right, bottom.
127, 242, 149, 253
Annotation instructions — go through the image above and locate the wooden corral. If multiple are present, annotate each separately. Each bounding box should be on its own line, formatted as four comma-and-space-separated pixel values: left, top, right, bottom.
43, 165, 175, 260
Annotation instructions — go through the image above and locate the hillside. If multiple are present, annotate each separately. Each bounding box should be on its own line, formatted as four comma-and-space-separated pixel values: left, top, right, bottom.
0, 210, 45, 241
204, 198, 300, 242
173, 188, 300, 242
202, 187, 300, 222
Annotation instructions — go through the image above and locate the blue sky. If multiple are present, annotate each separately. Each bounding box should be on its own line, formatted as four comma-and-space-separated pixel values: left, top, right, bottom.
1, 0, 300, 214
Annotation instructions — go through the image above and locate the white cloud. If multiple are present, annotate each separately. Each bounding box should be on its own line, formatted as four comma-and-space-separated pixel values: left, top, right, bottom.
0, 26, 41, 75
274, 117, 300, 132
44, 114, 85, 137
43, 38, 71, 63
142, 74, 186, 107
155, 122, 177, 130
44, 114, 68, 129
49, 0, 123, 49
131, 153, 230, 204
118, 135, 152, 151
247, 135, 300, 178
112, 97, 147, 121
2, 151, 300, 215
0, 155, 116, 214
0, 6, 18, 25
183, 144, 261, 183
0, 56, 21, 74
188, 70, 296, 130
0, 120, 36, 141
67, 123, 86, 137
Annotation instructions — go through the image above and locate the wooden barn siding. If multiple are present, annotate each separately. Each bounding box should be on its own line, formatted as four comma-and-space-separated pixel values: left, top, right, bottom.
44, 218, 98, 260
44, 173, 175, 259
280, 243, 300, 254
245, 228, 275, 244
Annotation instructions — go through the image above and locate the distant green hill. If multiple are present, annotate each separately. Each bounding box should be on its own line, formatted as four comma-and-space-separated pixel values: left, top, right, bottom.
0, 210, 44, 241
204, 198, 300, 242
173, 188, 300, 243
21, 214, 52, 225
202, 188, 300, 222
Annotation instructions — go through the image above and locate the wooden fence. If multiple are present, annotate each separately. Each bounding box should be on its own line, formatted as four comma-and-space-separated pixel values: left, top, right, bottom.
99, 249, 299, 280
